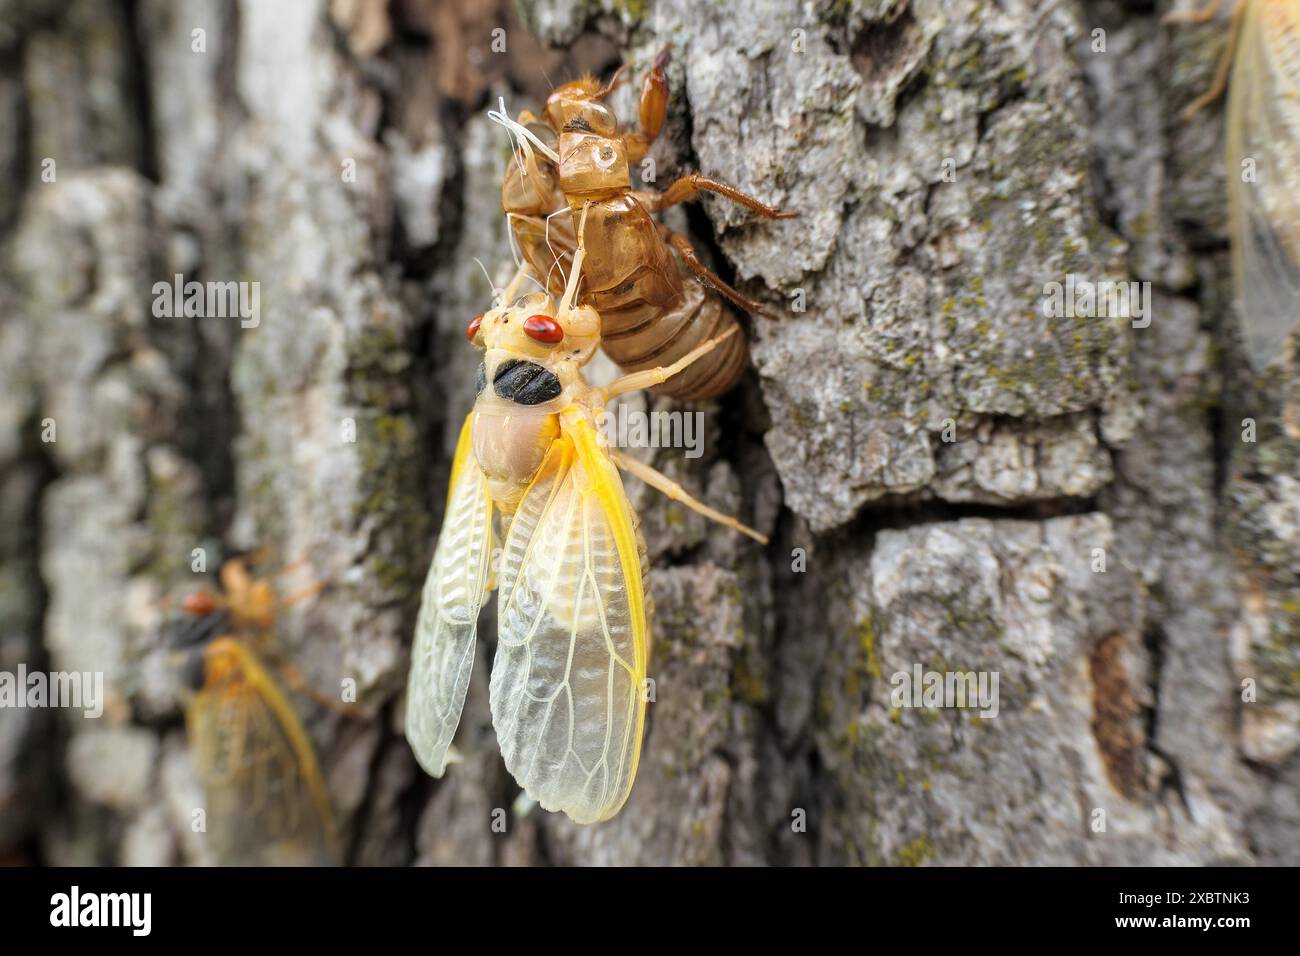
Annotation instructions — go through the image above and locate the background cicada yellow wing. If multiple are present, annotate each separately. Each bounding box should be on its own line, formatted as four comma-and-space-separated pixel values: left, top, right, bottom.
490, 419, 650, 825
405, 415, 494, 776
187, 638, 337, 865
1227, 0, 1300, 370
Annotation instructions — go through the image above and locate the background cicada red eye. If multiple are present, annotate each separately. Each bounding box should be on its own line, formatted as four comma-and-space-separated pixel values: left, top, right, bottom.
466, 314, 483, 341
523, 314, 563, 343
182, 591, 218, 616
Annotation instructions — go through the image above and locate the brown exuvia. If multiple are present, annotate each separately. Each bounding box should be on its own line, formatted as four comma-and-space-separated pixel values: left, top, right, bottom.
495, 47, 796, 401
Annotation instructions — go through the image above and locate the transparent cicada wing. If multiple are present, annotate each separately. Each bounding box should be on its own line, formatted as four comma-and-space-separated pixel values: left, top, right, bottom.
1227, 0, 1300, 369
187, 638, 337, 865
405, 415, 494, 776
490, 418, 650, 824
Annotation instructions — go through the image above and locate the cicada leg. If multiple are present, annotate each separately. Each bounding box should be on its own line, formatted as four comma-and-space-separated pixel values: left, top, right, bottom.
244, 578, 325, 654
646, 172, 798, 220
271, 559, 307, 580
661, 228, 776, 317
592, 63, 629, 100
598, 323, 738, 400
1161, 0, 1227, 26
626, 45, 671, 166
609, 449, 768, 545
1165, 0, 1247, 118
279, 580, 325, 609
267, 653, 365, 719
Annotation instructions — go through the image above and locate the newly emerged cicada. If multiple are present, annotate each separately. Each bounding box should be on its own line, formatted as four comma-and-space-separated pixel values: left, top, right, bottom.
173, 555, 339, 865
405, 209, 767, 824
1168, 0, 1300, 368
491, 46, 796, 401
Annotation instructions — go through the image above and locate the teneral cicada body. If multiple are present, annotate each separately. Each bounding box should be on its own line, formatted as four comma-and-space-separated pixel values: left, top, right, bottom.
1168, 0, 1300, 368
494, 47, 795, 401
405, 212, 766, 823
173, 556, 338, 865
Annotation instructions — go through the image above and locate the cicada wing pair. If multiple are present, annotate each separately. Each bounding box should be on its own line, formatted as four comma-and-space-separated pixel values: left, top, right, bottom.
186, 638, 338, 865
406, 414, 650, 824
1227, 0, 1300, 369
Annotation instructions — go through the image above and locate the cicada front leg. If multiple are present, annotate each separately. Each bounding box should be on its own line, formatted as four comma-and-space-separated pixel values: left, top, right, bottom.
626, 45, 671, 166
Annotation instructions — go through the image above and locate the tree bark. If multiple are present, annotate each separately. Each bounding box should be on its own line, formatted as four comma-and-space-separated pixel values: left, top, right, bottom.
1, 0, 1296, 865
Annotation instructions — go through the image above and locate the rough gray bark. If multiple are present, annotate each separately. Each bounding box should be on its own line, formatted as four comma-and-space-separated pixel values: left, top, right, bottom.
0, 0, 1296, 865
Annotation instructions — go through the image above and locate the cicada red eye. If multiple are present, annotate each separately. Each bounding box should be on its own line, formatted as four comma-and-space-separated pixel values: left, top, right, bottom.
182, 591, 218, 616
466, 314, 483, 341
523, 314, 563, 344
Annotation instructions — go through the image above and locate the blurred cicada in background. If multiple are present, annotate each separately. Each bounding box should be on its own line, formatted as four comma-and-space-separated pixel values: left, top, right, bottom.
173, 555, 339, 865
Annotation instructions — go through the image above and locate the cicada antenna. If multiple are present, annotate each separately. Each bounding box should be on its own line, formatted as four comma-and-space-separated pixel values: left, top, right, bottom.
472, 254, 545, 309
471, 256, 502, 307
558, 202, 590, 315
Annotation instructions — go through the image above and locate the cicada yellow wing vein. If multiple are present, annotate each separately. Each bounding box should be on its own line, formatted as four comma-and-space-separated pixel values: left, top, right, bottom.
404, 414, 495, 776
489, 416, 650, 825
